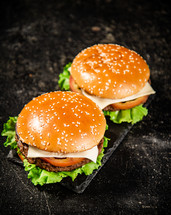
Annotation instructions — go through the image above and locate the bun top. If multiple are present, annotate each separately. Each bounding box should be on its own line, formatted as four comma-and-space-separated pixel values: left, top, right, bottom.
71, 44, 150, 99
16, 91, 106, 153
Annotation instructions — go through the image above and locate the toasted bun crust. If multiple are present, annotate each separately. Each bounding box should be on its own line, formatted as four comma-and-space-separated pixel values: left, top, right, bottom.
16, 91, 106, 153
71, 44, 150, 99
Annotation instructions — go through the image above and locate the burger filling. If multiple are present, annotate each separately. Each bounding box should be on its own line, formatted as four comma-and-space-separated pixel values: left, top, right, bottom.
69, 74, 150, 110
16, 132, 104, 172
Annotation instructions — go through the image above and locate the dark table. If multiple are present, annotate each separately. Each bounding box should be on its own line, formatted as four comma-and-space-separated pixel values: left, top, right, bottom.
0, 0, 170, 214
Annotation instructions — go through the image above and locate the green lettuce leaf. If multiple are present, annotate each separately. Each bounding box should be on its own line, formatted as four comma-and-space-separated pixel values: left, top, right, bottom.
103, 105, 148, 124
1, 116, 18, 149
58, 63, 71, 90
1, 116, 110, 185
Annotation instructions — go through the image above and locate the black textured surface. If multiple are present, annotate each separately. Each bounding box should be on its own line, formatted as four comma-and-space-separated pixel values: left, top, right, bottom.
0, 0, 170, 214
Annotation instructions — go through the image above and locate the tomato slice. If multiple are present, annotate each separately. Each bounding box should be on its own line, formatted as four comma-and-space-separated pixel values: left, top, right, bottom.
111, 95, 148, 110
40, 157, 85, 167
69, 75, 82, 93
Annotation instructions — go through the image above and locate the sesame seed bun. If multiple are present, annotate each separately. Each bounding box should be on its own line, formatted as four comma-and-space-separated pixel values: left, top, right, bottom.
71, 44, 150, 99
16, 91, 106, 153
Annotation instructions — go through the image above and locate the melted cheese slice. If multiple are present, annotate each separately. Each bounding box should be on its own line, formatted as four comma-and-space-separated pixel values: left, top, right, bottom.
82, 82, 155, 109
27, 145, 98, 163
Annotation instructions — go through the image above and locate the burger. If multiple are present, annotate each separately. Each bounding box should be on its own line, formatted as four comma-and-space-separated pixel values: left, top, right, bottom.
2, 91, 108, 185
58, 44, 155, 124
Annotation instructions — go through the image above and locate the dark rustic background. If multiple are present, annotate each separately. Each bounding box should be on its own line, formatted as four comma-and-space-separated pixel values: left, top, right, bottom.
0, 0, 170, 214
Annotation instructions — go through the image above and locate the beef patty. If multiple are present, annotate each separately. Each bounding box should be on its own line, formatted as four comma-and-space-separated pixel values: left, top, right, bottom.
16, 133, 104, 172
